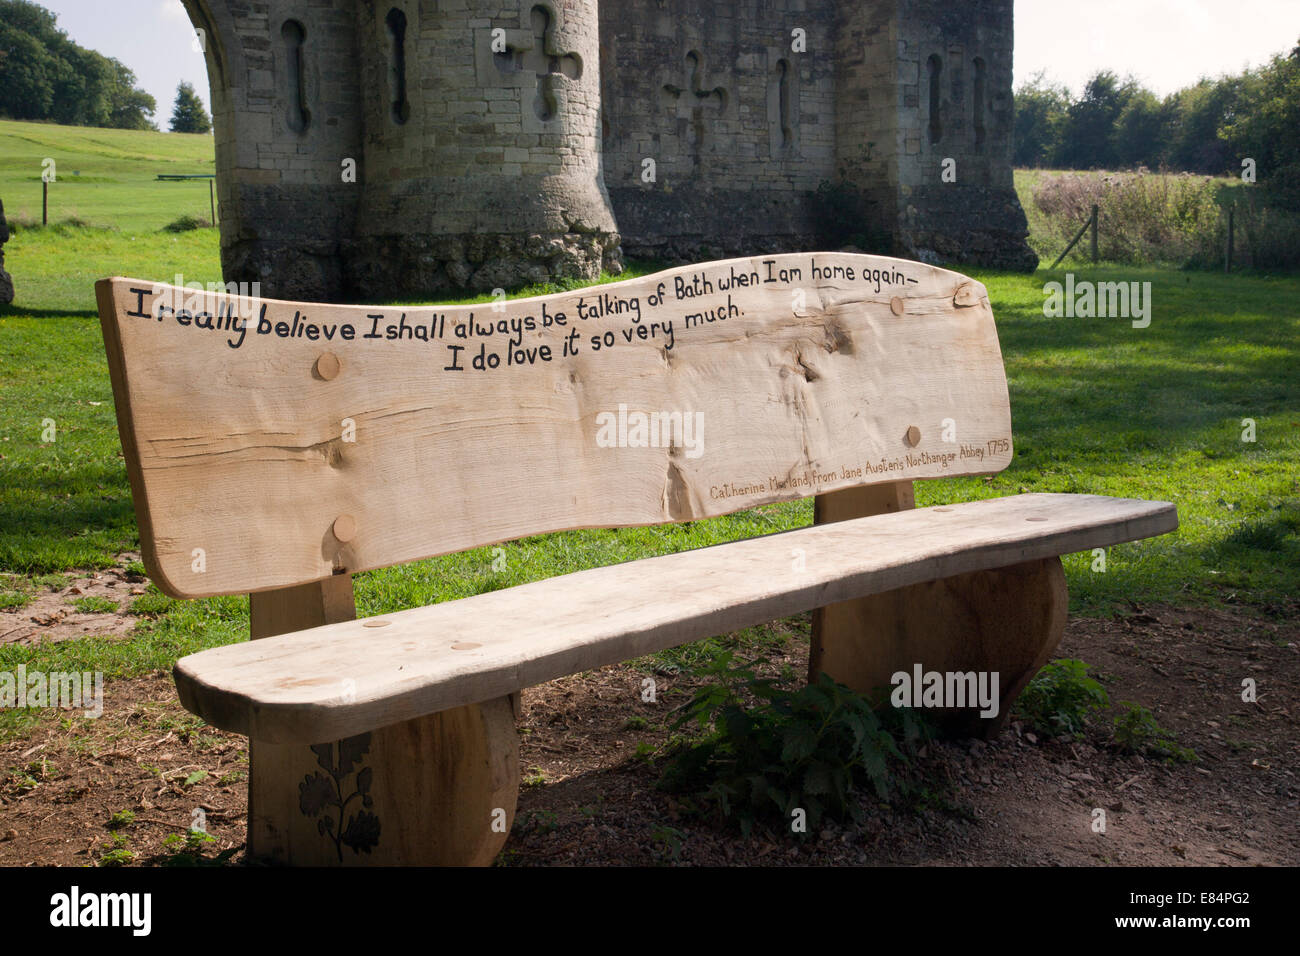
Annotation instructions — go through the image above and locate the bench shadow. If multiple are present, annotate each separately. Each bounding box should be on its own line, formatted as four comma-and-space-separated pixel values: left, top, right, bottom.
0, 304, 99, 319
0, 469, 136, 569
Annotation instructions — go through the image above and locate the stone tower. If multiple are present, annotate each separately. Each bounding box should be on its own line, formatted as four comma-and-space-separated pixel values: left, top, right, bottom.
181, 0, 620, 301
182, 0, 1033, 302
347, 0, 620, 296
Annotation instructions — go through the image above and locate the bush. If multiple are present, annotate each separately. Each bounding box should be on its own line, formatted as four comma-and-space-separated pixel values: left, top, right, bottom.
1194, 186, 1300, 271
6, 216, 98, 233
657, 651, 927, 836
1014, 658, 1109, 738
162, 214, 212, 233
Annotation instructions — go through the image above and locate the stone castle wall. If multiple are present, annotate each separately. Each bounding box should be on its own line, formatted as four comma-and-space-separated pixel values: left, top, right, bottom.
348, 0, 620, 298
181, 0, 365, 298
183, 0, 1035, 302
599, 0, 837, 261
891, 0, 1035, 270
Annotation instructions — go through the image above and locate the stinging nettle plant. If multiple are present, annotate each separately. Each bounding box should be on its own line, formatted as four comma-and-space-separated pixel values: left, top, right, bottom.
657, 651, 928, 837
1012, 658, 1109, 739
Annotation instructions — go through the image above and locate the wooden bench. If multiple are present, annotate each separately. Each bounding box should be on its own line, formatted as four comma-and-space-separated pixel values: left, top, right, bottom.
95, 253, 1177, 866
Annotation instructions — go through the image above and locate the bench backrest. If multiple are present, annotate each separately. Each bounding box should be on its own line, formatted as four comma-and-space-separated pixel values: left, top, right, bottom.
96, 253, 1013, 599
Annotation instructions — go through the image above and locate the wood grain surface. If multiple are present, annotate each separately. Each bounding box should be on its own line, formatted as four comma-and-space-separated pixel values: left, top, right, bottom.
97, 253, 1013, 598
174, 493, 1177, 743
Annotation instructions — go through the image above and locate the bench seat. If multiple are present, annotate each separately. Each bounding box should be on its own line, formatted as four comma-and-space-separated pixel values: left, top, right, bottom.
175, 492, 1176, 745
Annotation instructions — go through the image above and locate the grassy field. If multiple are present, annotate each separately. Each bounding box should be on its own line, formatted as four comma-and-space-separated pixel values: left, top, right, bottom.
1, 120, 1298, 698
0, 119, 215, 235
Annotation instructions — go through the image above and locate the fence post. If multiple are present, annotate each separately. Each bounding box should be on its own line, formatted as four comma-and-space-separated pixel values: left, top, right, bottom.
1225, 205, 1235, 274
1090, 204, 1099, 264
1049, 213, 1095, 270
42, 180, 48, 226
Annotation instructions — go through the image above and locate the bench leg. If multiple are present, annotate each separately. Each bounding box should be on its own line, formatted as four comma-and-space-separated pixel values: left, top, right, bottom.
811, 483, 1068, 737
246, 578, 520, 865
248, 698, 519, 866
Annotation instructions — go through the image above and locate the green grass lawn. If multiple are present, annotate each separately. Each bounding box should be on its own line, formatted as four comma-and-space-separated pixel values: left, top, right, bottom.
0, 121, 1297, 698
0, 119, 215, 234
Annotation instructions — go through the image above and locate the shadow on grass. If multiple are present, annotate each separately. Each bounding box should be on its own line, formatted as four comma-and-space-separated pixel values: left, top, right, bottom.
0, 476, 136, 573
0, 304, 99, 319
986, 271, 1296, 459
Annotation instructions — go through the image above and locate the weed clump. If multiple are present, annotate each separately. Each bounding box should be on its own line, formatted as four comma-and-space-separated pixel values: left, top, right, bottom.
657, 652, 927, 836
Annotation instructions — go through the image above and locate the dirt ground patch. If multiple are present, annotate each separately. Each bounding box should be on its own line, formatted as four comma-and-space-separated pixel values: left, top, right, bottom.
1, 600, 1295, 867
1, 553, 146, 646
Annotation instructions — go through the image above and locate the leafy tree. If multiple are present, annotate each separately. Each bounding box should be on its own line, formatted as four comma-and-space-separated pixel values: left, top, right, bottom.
1056, 71, 1142, 170
0, 0, 154, 129
106, 62, 156, 131
1114, 88, 1175, 169
1013, 71, 1070, 167
51, 47, 110, 126
0, 22, 57, 119
1015, 49, 1300, 178
0, 0, 59, 37
1221, 48, 1300, 207
1165, 77, 1249, 174
1223, 56, 1300, 172
169, 81, 211, 134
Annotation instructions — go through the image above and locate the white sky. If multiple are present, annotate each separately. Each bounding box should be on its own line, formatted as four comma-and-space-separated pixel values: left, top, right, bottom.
32, 0, 1300, 125
1015, 0, 1300, 96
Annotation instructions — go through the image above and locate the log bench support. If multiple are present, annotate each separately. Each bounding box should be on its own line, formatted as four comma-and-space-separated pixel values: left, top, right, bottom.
246, 578, 519, 866
811, 481, 1067, 737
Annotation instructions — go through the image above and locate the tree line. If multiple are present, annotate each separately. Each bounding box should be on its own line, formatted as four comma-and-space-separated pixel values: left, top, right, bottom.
0, 0, 155, 129
1015, 37, 1300, 184
0, 0, 210, 133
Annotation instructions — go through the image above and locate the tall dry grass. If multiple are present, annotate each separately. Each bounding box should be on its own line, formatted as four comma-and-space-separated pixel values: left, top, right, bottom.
1031, 170, 1221, 265
1026, 168, 1300, 271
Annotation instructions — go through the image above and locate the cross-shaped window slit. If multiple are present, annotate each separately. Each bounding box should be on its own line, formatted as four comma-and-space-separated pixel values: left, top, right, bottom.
493, 5, 582, 122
